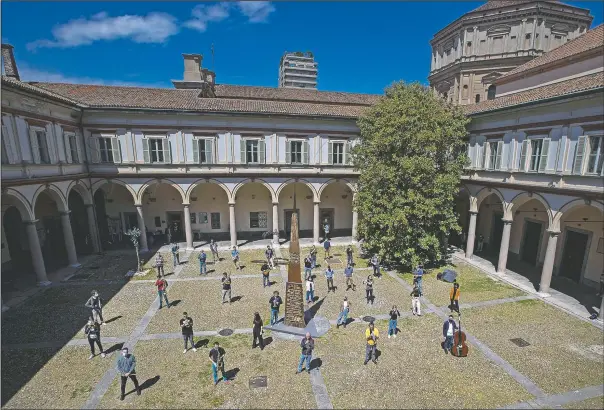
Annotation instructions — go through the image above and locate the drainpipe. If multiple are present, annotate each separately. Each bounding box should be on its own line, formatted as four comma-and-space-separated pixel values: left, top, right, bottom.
78, 109, 103, 254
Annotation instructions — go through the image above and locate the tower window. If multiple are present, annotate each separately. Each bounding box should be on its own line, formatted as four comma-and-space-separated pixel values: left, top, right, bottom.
475, 94, 481, 103
487, 85, 496, 100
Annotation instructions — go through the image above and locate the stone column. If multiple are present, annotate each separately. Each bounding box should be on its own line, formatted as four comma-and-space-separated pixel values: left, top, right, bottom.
60, 211, 80, 267
85, 204, 101, 253
24, 220, 51, 286
496, 219, 513, 273
465, 211, 478, 259
135, 205, 149, 252
272, 202, 279, 244
599, 294, 604, 323
313, 201, 320, 244
352, 208, 359, 242
183, 204, 194, 250
538, 230, 560, 295
229, 203, 237, 248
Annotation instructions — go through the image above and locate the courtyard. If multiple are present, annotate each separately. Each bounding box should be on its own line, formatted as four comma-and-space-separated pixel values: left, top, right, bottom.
1, 247, 602, 409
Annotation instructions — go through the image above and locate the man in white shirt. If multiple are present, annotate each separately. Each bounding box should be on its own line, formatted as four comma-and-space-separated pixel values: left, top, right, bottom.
442, 315, 458, 354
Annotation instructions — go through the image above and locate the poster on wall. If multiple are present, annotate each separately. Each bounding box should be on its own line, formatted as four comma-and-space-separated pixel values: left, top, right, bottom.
199, 212, 208, 224
190, 212, 196, 224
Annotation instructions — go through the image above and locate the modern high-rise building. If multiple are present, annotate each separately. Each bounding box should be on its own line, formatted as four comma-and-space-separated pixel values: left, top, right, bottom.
278, 52, 318, 89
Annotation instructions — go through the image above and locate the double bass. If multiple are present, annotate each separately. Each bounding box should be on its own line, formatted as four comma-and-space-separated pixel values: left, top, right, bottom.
451, 313, 469, 357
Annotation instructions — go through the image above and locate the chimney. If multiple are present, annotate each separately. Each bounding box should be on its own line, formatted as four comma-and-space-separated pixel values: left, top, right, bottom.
183, 53, 203, 82
1, 44, 20, 81
172, 52, 216, 95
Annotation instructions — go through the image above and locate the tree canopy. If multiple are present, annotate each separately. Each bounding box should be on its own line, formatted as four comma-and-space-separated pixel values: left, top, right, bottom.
354, 81, 469, 269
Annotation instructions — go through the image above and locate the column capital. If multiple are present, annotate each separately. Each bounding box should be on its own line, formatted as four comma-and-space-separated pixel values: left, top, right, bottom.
23, 219, 40, 225
228, 202, 236, 207
313, 201, 321, 205
135, 203, 143, 208
502, 218, 513, 224
546, 229, 561, 236
272, 201, 279, 206
84, 203, 94, 208
183, 203, 190, 208
469, 210, 479, 215
59, 210, 72, 216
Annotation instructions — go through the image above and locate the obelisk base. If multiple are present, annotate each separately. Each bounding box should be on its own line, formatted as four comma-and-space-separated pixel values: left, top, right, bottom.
284, 282, 305, 328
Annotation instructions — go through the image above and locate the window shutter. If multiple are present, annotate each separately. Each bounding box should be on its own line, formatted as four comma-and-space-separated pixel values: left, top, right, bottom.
259, 139, 266, 164
162, 139, 171, 164
2, 125, 14, 164
64, 134, 72, 163
573, 136, 586, 175
192, 139, 200, 163
303, 140, 309, 165
328, 142, 333, 165
75, 132, 83, 164
92, 137, 101, 163
205, 139, 214, 164
142, 138, 150, 163
538, 138, 550, 172
481, 142, 489, 169
285, 140, 291, 164
240, 139, 247, 164
519, 140, 529, 171
495, 141, 503, 170
507, 140, 516, 170
29, 128, 41, 164
346, 141, 353, 164
111, 137, 122, 163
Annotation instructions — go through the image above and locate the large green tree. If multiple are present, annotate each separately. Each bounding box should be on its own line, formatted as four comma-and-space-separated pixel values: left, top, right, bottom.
354, 82, 469, 268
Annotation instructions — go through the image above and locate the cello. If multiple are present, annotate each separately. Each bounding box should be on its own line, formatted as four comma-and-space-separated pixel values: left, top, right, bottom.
451, 313, 469, 357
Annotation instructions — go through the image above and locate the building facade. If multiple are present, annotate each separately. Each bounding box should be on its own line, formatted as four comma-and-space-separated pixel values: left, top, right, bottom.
428, 0, 593, 105
458, 24, 604, 294
1, 46, 377, 289
278, 52, 318, 89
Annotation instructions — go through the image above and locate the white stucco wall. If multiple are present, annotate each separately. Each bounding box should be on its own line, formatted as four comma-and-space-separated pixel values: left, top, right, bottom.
319, 183, 353, 230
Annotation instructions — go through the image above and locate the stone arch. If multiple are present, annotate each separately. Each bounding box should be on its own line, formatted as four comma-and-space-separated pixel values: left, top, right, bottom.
317, 178, 356, 199
458, 184, 477, 212
232, 179, 277, 203
137, 179, 186, 205
66, 180, 93, 205
32, 184, 68, 214
185, 179, 232, 203
91, 179, 137, 203
276, 179, 319, 203
475, 186, 505, 211
509, 191, 553, 228
552, 199, 604, 231
1, 189, 35, 220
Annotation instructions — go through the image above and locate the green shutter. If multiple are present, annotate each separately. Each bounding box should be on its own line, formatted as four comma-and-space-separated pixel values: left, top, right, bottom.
163, 139, 171, 164
111, 137, 121, 163
192, 139, 200, 163
285, 140, 291, 164
494, 141, 503, 170
538, 138, 550, 173
519, 140, 528, 171
328, 141, 333, 165
259, 139, 266, 164
205, 139, 213, 164
142, 138, 150, 163
240, 139, 246, 164
573, 136, 586, 175
303, 140, 309, 165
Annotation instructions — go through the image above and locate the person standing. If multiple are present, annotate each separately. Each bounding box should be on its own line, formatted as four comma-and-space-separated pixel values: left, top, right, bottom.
449, 282, 460, 314
442, 315, 458, 354
323, 239, 331, 259
336, 297, 350, 329
414, 265, 424, 296
198, 249, 207, 275
85, 290, 105, 325
324, 265, 335, 293
252, 312, 264, 350
304, 256, 313, 281
117, 347, 141, 400
171, 242, 180, 267
269, 291, 283, 325
476, 234, 484, 252
363, 275, 374, 305
155, 274, 170, 309
296, 332, 315, 374
388, 305, 400, 338
180, 312, 197, 353
410, 284, 422, 316
370, 254, 380, 278
84, 318, 106, 359
155, 253, 165, 276
210, 239, 220, 264
305, 278, 315, 304
231, 246, 241, 270
261, 260, 271, 288
310, 245, 318, 268
265, 245, 275, 269
346, 245, 354, 266
209, 342, 228, 385
344, 263, 356, 291
323, 221, 330, 241
221, 273, 232, 304
364, 322, 379, 365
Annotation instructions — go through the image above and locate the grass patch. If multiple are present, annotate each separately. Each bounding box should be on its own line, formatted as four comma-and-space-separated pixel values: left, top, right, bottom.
564, 396, 604, 409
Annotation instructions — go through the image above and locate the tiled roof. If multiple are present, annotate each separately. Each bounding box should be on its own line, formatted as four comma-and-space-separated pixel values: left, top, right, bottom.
24, 82, 376, 118
498, 25, 604, 82
464, 71, 604, 114
1, 76, 82, 106
470, 0, 538, 13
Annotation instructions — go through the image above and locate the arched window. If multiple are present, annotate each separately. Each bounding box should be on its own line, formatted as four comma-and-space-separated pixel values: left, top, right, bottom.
487, 85, 496, 100
475, 94, 481, 103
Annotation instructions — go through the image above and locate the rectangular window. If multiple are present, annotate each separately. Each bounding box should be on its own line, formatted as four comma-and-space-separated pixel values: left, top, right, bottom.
331, 142, 345, 165
211, 212, 221, 229
68, 134, 79, 163
193, 137, 214, 164
527, 138, 551, 172
586, 136, 604, 175
246, 140, 259, 163
199, 212, 208, 224
36, 131, 50, 164
99, 137, 114, 163
487, 141, 499, 170
479, 39, 486, 54
149, 138, 165, 163
492, 36, 503, 54
249, 211, 268, 229
291, 141, 302, 164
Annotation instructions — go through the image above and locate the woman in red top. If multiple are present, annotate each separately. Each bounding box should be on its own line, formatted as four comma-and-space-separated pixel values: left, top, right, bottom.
155, 274, 170, 309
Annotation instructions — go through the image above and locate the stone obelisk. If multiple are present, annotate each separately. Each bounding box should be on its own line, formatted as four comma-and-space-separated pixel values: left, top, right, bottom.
284, 208, 305, 328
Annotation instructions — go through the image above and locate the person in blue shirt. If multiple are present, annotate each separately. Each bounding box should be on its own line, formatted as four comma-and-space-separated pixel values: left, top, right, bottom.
231, 246, 241, 270
323, 239, 331, 259
414, 265, 424, 296
323, 222, 330, 241
171, 242, 180, 267
116, 348, 141, 400
310, 245, 318, 269
325, 265, 335, 293
370, 254, 380, 278
198, 249, 207, 275
344, 263, 356, 291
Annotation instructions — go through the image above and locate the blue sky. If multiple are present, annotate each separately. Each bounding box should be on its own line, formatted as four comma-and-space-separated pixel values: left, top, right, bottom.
2, 1, 602, 94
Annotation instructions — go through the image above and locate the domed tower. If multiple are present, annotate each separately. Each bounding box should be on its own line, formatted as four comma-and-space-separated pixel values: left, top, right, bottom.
428, 0, 593, 105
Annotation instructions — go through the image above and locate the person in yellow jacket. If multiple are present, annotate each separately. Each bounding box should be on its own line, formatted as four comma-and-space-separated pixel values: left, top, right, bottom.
364, 322, 379, 365
449, 282, 460, 314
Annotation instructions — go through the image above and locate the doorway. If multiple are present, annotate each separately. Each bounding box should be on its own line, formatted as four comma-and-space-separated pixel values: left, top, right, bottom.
41, 216, 68, 271
320, 208, 334, 238
521, 220, 543, 266
284, 209, 300, 237
123, 212, 138, 232
166, 212, 184, 242
490, 212, 504, 255
559, 229, 589, 283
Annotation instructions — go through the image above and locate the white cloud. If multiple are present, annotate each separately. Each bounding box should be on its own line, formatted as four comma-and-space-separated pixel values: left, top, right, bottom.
18, 64, 169, 88
184, 3, 231, 32
27, 12, 179, 50
236, 1, 275, 23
